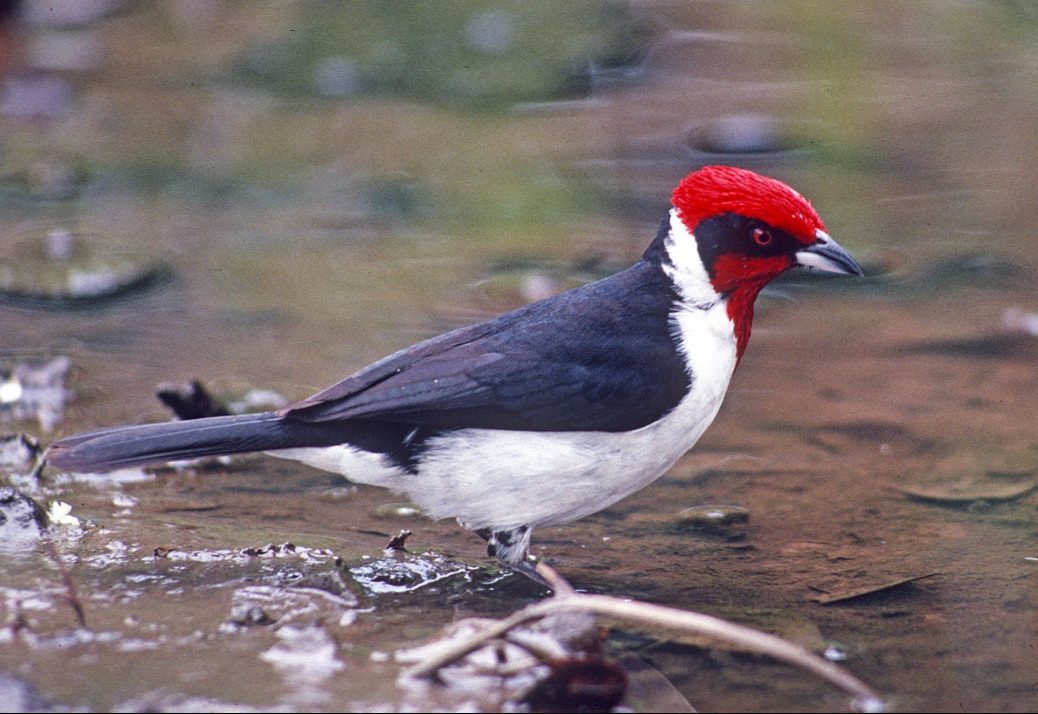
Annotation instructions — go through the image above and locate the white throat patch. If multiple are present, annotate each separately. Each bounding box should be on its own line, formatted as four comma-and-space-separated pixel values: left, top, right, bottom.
661, 209, 722, 308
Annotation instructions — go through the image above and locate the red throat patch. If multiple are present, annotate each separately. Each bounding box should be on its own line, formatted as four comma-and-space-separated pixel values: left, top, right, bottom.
711, 254, 792, 361
672, 166, 823, 363
672, 165, 825, 245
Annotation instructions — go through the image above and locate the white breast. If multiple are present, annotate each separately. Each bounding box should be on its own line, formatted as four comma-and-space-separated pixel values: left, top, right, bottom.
410, 297, 737, 530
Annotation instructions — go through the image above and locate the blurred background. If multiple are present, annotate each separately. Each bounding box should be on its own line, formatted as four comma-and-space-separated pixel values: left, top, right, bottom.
1, 1, 1037, 712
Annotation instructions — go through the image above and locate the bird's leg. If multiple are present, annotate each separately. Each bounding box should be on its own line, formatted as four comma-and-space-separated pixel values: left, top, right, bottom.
472, 527, 577, 592
476, 525, 550, 588
484, 525, 532, 567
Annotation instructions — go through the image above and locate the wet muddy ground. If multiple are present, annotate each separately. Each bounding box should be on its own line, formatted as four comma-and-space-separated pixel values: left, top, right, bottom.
2, 2, 1037, 712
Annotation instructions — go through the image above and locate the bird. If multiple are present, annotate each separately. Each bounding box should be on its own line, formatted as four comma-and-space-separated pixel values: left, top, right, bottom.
47, 165, 863, 584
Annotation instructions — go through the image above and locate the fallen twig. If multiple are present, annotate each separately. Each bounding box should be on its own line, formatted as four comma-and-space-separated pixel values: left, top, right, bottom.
403, 563, 883, 712
43, 538, 86, 629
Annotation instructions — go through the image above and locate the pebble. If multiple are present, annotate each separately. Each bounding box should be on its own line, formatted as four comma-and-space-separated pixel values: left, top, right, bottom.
676, 504, 750, 528
0, 433, 42, 472
0, 486, 48, 546
374, 501, 425, 520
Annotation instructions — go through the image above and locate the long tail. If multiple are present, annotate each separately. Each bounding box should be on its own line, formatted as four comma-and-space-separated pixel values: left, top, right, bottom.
47, 412, 358, 472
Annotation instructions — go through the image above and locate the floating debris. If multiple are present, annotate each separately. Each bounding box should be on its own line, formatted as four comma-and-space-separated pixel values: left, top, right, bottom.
155, 380, 230, 420
155, 382, 287, 420
151, 542, 336, 565
0, 357, 71, 433
45, 500, 80, 528
810, 571, 941, 605
386, 529, 412, 551
241, 542, 297, 558
470, 256, 620, 310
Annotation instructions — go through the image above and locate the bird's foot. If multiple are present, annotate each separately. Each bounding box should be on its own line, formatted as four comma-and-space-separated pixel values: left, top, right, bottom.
475, 525, 575, 594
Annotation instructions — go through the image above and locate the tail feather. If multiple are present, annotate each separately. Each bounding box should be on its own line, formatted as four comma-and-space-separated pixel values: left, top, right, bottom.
47, 412, 356, 472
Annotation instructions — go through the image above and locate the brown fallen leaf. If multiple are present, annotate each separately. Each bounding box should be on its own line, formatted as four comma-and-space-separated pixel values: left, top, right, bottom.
897, 479, 1036, 504
811, 571, 941, 605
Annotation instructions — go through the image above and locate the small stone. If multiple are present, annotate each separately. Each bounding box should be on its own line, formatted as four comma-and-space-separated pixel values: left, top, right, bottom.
228, 602, 276, 627
375, 501, 425, 520
0, 433, 42, 472
824, 644, 849, 662
0, 486, 48, 545
677, 504, 750, 528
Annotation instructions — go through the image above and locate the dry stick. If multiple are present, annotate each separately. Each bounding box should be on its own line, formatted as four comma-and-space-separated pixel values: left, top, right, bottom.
43, 538, 86, 629
34, 456, 86, 628
403, 588, 882, 710
534, 560, 577, 596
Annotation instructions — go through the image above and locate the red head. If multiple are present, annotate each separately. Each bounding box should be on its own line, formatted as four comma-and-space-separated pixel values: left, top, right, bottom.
672, 165, 825, 246
666, 165, 861, 360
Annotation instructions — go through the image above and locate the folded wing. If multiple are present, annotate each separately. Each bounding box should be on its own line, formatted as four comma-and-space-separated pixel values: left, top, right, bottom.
282, 262, 692, 433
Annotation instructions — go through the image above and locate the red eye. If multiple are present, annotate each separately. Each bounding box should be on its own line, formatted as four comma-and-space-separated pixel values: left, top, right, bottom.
752, 228, 773, 246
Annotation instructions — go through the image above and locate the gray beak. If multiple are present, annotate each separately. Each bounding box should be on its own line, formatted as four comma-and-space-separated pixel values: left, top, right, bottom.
795, 230, 864, 276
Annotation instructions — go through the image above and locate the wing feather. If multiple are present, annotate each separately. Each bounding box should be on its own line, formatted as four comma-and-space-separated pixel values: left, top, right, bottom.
281, 261, 691, 433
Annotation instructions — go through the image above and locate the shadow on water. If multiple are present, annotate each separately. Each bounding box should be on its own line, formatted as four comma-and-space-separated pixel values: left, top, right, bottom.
2, 1, 1038, 711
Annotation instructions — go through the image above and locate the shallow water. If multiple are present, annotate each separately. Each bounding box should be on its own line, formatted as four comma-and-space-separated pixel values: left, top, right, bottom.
1, 2, 1037, 711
